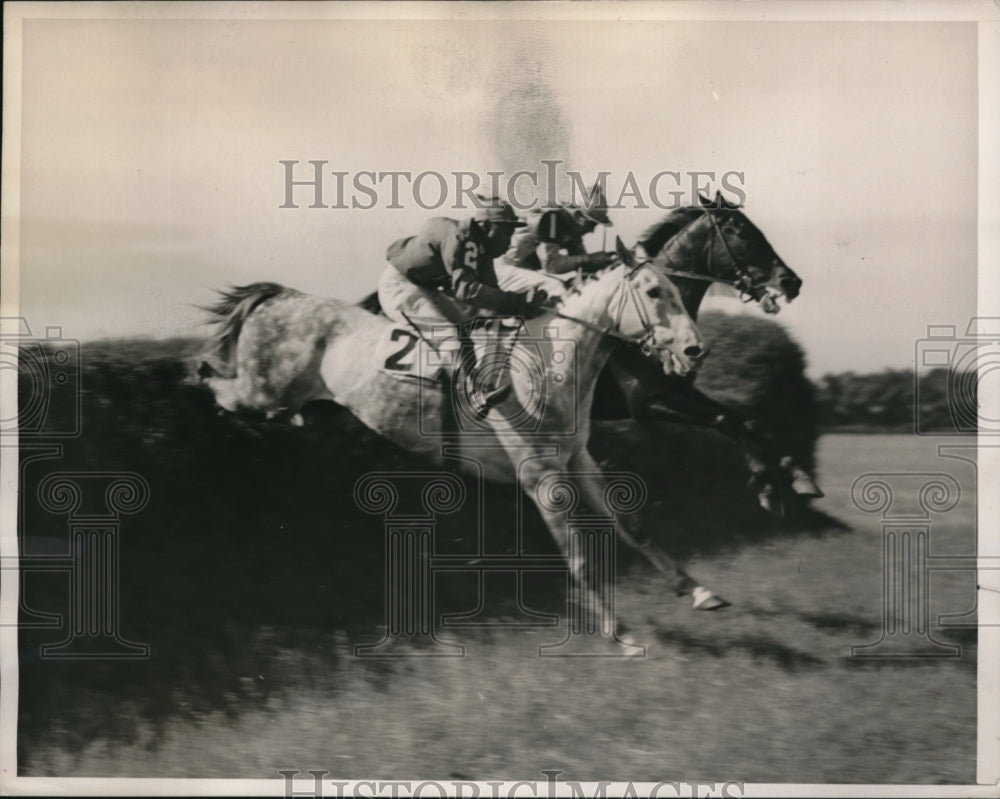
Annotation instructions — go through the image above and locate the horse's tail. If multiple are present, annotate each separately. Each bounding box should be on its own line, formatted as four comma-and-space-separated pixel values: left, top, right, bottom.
200, 282, 287, 375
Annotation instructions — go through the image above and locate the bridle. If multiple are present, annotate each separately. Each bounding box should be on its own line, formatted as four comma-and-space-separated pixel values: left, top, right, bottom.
653, 208, 769, 304
554, 264, 663, 358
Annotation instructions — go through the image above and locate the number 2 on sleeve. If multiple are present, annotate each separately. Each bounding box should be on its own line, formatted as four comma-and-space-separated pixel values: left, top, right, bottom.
462, 241, 481, 270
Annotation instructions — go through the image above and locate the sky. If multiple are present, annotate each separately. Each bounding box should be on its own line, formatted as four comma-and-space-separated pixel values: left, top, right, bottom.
8, 6, 982, 377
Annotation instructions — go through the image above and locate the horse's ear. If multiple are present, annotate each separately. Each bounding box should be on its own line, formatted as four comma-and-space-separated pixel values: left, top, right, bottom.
698, 191, 740, 210
715, 189, 741, 210
615, 236, 634, 267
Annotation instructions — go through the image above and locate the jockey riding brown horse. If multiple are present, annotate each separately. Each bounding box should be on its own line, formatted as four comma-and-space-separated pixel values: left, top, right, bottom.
360, 193, 821, 512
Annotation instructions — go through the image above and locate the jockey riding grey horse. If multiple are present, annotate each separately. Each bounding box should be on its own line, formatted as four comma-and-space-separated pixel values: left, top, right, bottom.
378, 197, 551, 413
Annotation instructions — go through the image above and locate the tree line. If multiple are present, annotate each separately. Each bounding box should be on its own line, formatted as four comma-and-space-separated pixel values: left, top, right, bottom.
814, 367, 971, 433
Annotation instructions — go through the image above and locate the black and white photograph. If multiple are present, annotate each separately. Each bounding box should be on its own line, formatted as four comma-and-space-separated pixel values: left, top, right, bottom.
1, 1, 998, 795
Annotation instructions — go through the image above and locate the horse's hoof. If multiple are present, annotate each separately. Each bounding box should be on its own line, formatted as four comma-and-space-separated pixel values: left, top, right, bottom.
613, 632, 646, 657
692, 586, 730, 611
790, 473, 824, 498
780, 459, 824, 498
618, 640, 645, 658
758, 489, 785, 518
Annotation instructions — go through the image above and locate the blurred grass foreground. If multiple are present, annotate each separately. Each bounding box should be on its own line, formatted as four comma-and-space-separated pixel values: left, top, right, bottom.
15, 311, 898, 780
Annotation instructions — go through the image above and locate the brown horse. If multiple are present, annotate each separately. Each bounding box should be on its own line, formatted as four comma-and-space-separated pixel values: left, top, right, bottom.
359, 194, 816, 509
598, 194, 819, 512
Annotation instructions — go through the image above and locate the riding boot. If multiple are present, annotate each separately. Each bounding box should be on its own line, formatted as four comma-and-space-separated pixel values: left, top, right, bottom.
459, 336, 511, 417
747, 467, 784, 517
466, 367, 512, 416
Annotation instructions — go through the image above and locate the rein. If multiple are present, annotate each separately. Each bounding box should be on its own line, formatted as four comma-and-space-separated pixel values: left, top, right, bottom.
555, 268, 658, 352
655, 208, 762, 301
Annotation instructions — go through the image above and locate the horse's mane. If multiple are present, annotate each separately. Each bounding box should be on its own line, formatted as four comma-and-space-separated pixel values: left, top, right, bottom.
636, 206, 704, 257
560, 262, 636, 309
200, 282, 287, 372
567, 261, 622, 292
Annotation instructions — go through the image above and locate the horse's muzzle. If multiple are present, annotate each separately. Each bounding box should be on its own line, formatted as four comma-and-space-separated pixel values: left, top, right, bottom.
770, 264, 801, 301
780, 275, 801, 300
661, 341, 707, 376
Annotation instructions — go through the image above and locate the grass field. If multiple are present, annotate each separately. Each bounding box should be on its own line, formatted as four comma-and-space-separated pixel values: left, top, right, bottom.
12, 335, 978, 784
18, 427, 977, 784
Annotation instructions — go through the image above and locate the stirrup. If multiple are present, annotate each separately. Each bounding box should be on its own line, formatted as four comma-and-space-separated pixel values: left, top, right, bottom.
692, 586, 730, 611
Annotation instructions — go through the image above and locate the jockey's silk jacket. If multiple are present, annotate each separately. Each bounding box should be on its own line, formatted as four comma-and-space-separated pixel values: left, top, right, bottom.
387, 217, 528, 315
504, 207, 611, 274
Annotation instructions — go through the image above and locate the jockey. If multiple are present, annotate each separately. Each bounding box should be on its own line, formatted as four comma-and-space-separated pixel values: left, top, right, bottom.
496, 184, 617, 296
506, 185, 616, 272
379, 197, 551, 412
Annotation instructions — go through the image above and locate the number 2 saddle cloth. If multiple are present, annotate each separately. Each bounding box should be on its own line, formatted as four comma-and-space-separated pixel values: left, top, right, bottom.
375, 317, 523, 386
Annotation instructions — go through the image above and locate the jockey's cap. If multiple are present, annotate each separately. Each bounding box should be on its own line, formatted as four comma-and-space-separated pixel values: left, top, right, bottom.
578, 184, 612, 226
473, 196, 527, 227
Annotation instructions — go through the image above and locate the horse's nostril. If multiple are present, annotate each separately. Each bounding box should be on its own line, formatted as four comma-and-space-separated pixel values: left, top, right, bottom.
778, 277, 802, 299
684, 345, 705, 360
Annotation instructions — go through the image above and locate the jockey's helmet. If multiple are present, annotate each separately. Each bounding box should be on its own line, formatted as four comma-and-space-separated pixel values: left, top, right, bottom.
577, 184, 612, 227
473, 197, 527, 228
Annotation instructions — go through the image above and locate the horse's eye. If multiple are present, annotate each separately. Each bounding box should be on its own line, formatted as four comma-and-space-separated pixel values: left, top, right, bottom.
646, 287, 661, 299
